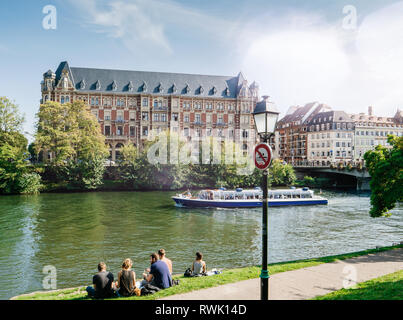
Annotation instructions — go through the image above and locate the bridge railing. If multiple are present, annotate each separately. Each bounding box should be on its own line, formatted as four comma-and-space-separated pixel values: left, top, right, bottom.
287, 160, 366, 170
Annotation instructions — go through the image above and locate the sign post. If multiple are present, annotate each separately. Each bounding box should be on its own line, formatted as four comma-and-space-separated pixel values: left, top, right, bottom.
254, 143, 273, 300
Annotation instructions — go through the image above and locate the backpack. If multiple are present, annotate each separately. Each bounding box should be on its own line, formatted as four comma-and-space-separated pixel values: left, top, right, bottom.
184, 268, 193, 277
140, 283, 161, 296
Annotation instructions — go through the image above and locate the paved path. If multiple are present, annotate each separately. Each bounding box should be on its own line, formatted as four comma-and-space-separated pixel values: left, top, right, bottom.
160, 248, 403, 300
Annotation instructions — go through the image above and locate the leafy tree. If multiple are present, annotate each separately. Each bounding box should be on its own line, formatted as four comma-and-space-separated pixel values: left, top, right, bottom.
35, 101, 108, 189
0, 97, 24, 132
364, 135, 403, 217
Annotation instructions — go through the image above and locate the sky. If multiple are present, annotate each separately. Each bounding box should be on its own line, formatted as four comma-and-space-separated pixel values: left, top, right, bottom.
1, 0, 403, 139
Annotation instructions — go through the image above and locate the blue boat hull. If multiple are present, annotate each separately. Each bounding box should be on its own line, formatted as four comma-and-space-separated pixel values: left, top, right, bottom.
172, 197, 328, 208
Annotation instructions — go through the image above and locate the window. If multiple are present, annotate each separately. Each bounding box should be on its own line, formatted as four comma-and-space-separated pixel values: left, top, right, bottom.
195, 114, 201, 123
104, 125, 111, 136
184, 114, 189, 123
242, 130, 248, 138
142, 98, 148, 107
229, 115, 234, 124
104, 111, 111, 121
206, 114, 212, 123
130, 112, 136, 121
130, 126, 135, 136
172, 113, 178, 121
184, 128, 189, 136
117, 126, 123, 136
117, 111, 123, 121
142, 127, 148, 136
161, 113, 167, 122
207, 128, 212, 136
142, 112, 149, 121
153, 113, 160, 122
218, 116, 223, 124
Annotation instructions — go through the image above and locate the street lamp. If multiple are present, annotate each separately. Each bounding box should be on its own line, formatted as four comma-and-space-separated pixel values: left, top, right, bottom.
252, 95, 280, 300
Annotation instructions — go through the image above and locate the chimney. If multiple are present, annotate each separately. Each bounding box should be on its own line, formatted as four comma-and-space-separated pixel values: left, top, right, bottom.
368, 106, 373, 116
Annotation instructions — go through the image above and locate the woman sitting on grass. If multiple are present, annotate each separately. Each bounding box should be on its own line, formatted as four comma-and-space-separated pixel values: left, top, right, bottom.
192, 252, 207, 276
115, 258, 136, 297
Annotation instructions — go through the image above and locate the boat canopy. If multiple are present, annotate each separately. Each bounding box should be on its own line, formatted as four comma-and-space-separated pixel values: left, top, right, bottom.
197, 188, 314, 200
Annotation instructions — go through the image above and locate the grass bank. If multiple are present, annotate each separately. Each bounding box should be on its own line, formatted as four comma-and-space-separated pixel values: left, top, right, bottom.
314, 269, 403, 300
13, 244, 402, 300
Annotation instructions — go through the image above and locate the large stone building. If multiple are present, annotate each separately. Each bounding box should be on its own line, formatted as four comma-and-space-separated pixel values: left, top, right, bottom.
41, 61, 260, 160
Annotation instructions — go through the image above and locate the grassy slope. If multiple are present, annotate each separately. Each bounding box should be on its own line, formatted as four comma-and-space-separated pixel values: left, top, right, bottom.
14, 244, 402, 300
314, 269, 403, 300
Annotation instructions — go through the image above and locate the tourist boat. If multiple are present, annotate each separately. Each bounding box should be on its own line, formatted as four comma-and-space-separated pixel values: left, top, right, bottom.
172, 187, 328, 208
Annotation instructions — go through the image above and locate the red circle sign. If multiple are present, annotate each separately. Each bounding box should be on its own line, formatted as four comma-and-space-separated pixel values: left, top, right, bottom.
254, 143, 272, 170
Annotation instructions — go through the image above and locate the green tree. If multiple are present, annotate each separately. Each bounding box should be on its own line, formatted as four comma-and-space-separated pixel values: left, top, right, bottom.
35, 100, 108, 189
0, 98, 41, 194
364, 135, 403, 217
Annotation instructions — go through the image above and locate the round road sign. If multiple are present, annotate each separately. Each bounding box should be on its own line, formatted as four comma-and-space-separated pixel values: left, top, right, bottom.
254, 143, 272, 170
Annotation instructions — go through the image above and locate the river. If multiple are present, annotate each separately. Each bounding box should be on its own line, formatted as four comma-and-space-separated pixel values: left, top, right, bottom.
0, 190, 402, 299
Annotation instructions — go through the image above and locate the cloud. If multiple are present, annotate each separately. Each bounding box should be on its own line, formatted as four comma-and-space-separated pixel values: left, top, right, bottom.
68, 0, 234, 55
239, 5, 403, 116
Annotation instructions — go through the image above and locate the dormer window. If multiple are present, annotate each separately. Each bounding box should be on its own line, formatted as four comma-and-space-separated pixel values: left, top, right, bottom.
111, 81, 117, 91
94, 80, 101, 91
212, 86, 217, 95
157, 83, 163, 93
225, 87, 230, 96
79, 80, 85, 90
184, 84, 190, 94
199, 86, 204, 94
128, 81, 133, 92
141, 82, 147, 92
171, 83, 177, 93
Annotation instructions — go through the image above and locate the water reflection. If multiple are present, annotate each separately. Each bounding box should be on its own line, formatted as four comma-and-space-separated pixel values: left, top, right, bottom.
0, 190, 401, 299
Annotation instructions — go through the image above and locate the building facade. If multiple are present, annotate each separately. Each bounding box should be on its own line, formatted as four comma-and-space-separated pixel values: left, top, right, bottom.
350, 107, 403, 161
306, 110, 354, 165
41, 61, 260, 160
275, 102, 332, 165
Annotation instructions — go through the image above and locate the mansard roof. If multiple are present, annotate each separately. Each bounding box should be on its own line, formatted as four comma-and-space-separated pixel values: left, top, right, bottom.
53, 62, 246, 99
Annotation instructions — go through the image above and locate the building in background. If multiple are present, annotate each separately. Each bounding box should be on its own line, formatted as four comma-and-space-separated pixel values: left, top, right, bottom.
41, 61, 260, 161
350, 107, 403, 161
306, 110, 354, 165
275, 102, 332, 165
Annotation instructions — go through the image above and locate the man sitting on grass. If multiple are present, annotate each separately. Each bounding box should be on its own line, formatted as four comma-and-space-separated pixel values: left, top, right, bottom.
142, 253, 172, 289
86, 262, 115, 299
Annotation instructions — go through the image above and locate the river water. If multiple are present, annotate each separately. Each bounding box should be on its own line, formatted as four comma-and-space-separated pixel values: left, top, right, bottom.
0, 190, 402, 299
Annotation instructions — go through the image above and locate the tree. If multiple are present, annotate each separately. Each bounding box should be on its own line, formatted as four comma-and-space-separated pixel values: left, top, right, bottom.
0, 98, 41, 194
0, 97, 24, 133
35, 100, 108, 189
364, 135, 403, 217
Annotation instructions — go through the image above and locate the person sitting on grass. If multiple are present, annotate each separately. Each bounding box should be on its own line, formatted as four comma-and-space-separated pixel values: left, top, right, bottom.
158, 248, 173, 275
192, 251, 207, 276
86, 262, 115, 299
142, 253, 172, 289
115, 258, 137, 297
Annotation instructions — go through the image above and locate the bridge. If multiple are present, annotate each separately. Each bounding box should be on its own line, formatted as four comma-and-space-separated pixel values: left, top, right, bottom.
291, 164, 371, 191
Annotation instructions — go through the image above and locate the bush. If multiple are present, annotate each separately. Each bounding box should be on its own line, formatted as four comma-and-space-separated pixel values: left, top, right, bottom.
17, 172, 42, 194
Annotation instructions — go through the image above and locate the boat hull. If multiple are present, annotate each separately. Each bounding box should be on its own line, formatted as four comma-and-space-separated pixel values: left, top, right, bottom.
172, 197, 328, 208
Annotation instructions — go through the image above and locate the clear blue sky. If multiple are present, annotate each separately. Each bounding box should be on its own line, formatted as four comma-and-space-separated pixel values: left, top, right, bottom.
0, 0, 401, 139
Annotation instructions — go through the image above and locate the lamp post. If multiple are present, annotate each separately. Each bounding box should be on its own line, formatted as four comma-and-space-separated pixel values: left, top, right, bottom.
252, 95, 280, 300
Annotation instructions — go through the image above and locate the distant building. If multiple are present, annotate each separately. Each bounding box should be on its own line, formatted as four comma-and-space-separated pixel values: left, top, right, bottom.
276, 104, 403, 166
350, 107, 403, 161
41, 61, 260, 160
275, 102, 332, 165
306, 110, 354, 165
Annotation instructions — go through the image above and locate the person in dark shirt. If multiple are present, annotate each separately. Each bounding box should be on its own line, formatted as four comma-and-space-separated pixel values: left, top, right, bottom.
142, 253, 172, 289
86, 262, 115, 299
